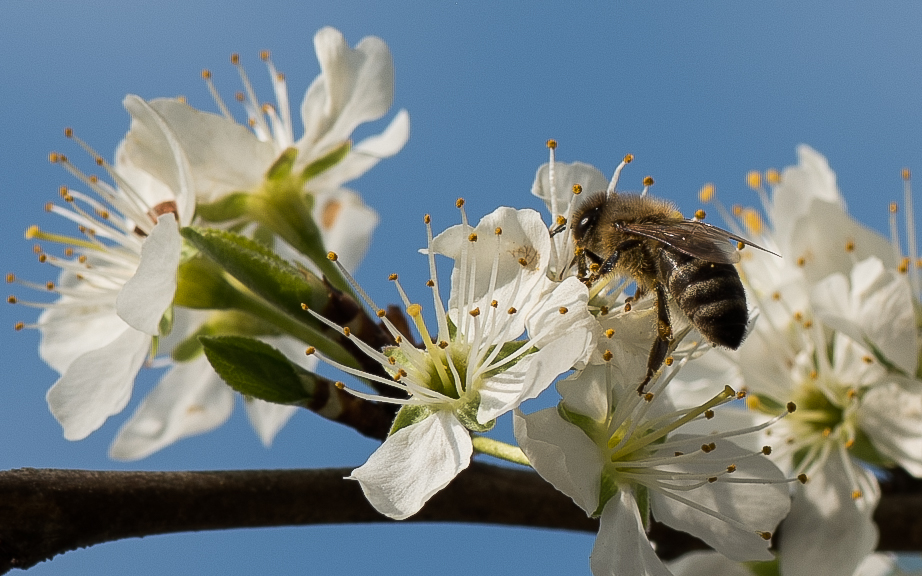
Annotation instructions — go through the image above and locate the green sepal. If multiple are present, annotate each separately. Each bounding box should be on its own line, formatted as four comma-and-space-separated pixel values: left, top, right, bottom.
173, 255, 239, 309
746, 559, 779, 576
558, 404, 601, 436
266, 147, 298, 181
195, 192, 250, 222
180, 226, 331, 318
455, 397, 495, 433
390, 404, 432, 436
301, 140, 351, 181
592, 473, 620, 518
200, 335, 316, 405
171, 310, 282, 362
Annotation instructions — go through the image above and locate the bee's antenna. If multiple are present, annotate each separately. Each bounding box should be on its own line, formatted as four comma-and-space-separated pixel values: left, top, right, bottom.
607, 153, 633, 197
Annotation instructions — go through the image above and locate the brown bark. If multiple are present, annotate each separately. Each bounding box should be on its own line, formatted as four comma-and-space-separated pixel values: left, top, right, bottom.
0, 464, 918, 573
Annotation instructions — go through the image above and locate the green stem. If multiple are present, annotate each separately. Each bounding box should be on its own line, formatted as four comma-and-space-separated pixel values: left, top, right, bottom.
472, 436, 531, 467
227, 282, 359, 370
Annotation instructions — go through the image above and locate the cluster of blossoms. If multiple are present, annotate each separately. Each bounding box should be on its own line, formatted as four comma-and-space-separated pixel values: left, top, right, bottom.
10, 27, 922, 576
10, 26, 409, 458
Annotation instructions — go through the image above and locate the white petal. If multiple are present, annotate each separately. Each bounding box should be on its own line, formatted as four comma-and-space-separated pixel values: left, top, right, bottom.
531, 160, 609, 218
773, 145, 846, 226
860, 381, 922, 476
244, 399, 298, 447
115, 213, 181, 335
122, 96, 196, 224
46, 327, 150, 440
667, 551, 752, 576
38, 295, 123, 375
129, 98, 276, 203
778, 446, 879, 576
109, 355, 234, 460
349, 410, 472, 520
312, 189, 378, 273
590, 490, 673, 576
299, 27, 395, 158
478, 325, 593, 422
513, 407, 602, 514
433, 207, 552, 319
557, 366, 613, 423
309, 109, 410, 190
650, 436, 789, 562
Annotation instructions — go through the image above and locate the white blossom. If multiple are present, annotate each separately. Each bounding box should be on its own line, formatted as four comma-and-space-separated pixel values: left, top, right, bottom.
307, 206, 596, 519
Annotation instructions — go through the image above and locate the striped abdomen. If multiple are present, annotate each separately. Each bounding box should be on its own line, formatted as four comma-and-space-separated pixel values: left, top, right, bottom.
660, 250, 748, 349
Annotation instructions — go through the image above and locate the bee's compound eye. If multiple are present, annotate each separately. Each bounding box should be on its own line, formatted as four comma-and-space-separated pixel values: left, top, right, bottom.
572, 206, 601, 239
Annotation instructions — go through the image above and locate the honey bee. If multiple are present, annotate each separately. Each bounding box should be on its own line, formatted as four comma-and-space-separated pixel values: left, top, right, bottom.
569, 190, 775, 393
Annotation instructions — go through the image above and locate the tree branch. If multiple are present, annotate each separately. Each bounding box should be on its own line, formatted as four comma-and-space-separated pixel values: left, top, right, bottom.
0, 464, 920, 573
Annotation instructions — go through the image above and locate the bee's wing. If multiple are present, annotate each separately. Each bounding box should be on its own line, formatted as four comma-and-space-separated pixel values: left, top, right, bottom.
621, 220, 776, 264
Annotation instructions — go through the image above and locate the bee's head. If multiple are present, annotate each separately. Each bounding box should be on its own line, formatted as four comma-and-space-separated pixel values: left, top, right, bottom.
570, 192, 608, 243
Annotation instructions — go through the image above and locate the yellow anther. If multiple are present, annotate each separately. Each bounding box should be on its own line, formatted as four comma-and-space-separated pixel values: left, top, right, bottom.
786, 402, 796, 413
572, 184, 582, 195
342, 327, 351, 336
890, 202, 899, 214
664, 357, 674, 366
468, 233, 478, 242
518, 258, 528, 267
694, 209, 706, 220
726, 464, 736, 473
456, 198, 465, 208
603, 350, 613, 361
707, 477, 717, 483
334, 381, 345, 390
765, 168, 781, 184
852, 490, 863, 500
599, 306, 609, 315
14, 322, 24, 331
469, 307, 481, 317
605, 328, 615, 338
762, 446, 772, 455
426, 280, 435, 287
494, 227, 502, 235
705, 409, 715, 420
260, 50, 270, 61
490, 300, 498, 308
845, 239, 855, 252
642, 176, 654, 186
507, 307, 517, 314
230, 53, 240, 65
389, 273, 398, 281
5, 274, 14, 283
797, 474, 808, 484
202, 69, 212, 79
758, 532, 772, 541
698, 183, 716, 203
305, 347, 316, 355
424, 214, 431, 224
438, 341, 449, 349
327, 252, 338, 261
624, 302, 632, 312
643, 392, 654, 402
376, 309, 386, 318
902, 168, 911, 181
7, 296, 17, 304
64, 127, 73, 138
556, 215, 567, 226
741, 208, 763, 235
796, 256, 806, 267
746, 170, 762, 190
546, 139, 557, 149
623, 154, 634, 163
558, 307, 568, 314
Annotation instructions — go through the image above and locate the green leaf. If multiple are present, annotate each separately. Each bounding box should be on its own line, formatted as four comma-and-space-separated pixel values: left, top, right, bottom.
200, 335, 316, 405
301, 140, 351, 181
181, 226, 331, 318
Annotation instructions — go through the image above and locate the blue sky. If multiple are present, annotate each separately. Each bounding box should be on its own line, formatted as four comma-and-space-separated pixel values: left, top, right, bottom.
2, 2, 921, 574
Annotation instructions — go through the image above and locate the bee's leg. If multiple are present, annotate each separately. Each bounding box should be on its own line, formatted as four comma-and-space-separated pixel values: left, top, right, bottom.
637, 282, 674, 394
578, 249, 605, 283
598, 239, 642, 278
